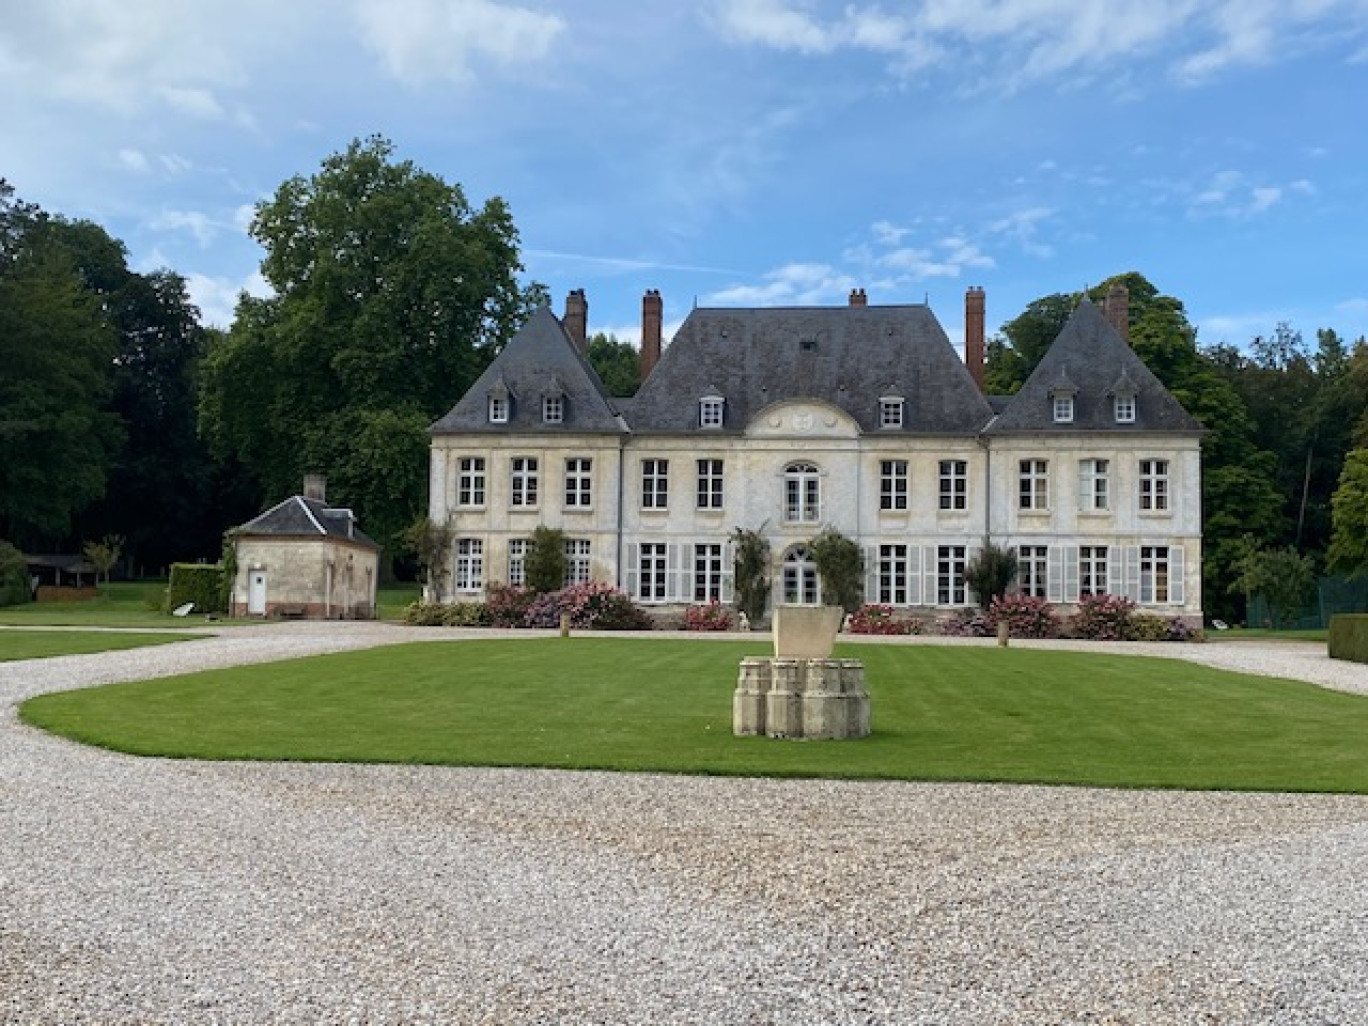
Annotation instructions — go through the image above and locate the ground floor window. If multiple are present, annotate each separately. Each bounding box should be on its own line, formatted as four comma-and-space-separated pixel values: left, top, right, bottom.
782, 545, 820, 605
1140, 545, 1170, 603
694, 543, 724, 601
936, 545, 966, 605
877, 544, 909, 605
638, 543, 667, 601
1079, 546, 1108, 597
564, 538, 591, 585
455, 538, 483, 592
507, 538, 527, 586
1018, 545, 1048, 598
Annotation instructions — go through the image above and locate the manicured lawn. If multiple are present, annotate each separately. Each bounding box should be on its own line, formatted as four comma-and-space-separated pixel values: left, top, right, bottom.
376, 582, 421, 621
0, 581, 210, 629
0, 629, 204, 662
21, 638, 1368, 792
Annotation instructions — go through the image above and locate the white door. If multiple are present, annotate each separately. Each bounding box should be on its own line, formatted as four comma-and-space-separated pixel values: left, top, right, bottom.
247, 571, 267, 615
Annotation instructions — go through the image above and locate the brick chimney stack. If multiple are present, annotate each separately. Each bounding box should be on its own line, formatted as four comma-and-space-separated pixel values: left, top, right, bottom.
848, 287, 867, 306
1104, 282, 1130, 344
303, 474, 327, 502
563, 288, 588, 354
640, 289, 663, 382
964, 286, 986, 391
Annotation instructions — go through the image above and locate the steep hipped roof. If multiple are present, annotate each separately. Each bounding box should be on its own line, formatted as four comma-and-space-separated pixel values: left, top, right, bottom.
429, 305, 624, 434
236, 496, 379, 548
628, 304, 995, 434
987, 299, 1203, 434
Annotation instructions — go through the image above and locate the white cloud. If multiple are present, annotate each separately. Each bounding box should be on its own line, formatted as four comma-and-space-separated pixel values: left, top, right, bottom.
150, 209, 221, 248
158, 86, 226, 120
708, 262, 855, 306
118, 149, 149, 173
183, 270, 271, 330
1187, 170, 1313, 219
352, 0, 566, 84
159, 154, 193, 175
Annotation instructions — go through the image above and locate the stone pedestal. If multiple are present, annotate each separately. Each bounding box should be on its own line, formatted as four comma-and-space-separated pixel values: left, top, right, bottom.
733, 656, 870, 740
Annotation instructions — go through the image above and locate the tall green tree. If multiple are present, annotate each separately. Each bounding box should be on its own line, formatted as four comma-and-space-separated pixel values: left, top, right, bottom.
585, 331, 641, 396
1329, 449, 1368, 578
200, 137, 543, 555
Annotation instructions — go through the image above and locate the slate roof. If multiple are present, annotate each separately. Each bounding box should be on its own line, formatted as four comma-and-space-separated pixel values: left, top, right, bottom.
429, 305, 625, 435
236, 496, 379, 548
986, 299, 1203, 435
627, 304, 996, 434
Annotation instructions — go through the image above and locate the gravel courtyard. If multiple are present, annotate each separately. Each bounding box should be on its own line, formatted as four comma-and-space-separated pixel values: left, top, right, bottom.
4, 624, 1368, 1024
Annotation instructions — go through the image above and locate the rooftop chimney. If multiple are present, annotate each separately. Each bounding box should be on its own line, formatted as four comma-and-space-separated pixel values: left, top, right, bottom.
563, 288, 588, 354
848, 287, 867, 307
964, 286, 986, 392
303, 474, 327, 502
640, 289, 663, 383
1104, 282, 1130, 345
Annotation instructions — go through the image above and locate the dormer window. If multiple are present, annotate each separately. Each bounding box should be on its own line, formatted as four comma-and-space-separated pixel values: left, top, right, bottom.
1052, 395, 1074, 423
488, 396, 509, 423
1113, 394, 1136, 423
879, 396, 904, 429
699, 392, 724, 429
543, 396, 563, 424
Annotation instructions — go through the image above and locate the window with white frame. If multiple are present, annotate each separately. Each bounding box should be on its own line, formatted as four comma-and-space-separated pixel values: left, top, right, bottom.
457, 457, 485, 507
638, 542, 667, 600
939, 459, 967, 511
1018, 545, 1048, 598
880, 397, 904, 429
782, 545, 820, 605
1114, 394, 1136, 423
1019, 459, 1049, 510
1140, 545, 1172, 603
1078, 458, 1110, 512
564, 457, 592, 508
784, 462, 821, 523
696, 459, 724, 509
699, 396, 724, 428
642, 459, 669, 509
937, 545, 967, 605
694, 543, 724, 601
1053, 395, 1074, 423
564, 538, 591, 585
507, 538, 527, 586
543, 396, 563, 424
488, 396, 509, 423
454, 538, 483, 591
1140, 459, 1170, 511
510, 457, 538, 508
879, 460, 908, 511
878, 544, 909, 605
1079, 546, 1108, 597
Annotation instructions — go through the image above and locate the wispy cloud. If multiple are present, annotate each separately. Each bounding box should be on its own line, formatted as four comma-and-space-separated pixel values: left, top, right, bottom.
1187, 170, 1315, 219
707, 262, 856, 306
526, 249, 738, 276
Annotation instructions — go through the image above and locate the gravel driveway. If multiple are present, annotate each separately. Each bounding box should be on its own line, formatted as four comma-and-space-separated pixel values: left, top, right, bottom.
4, 624, 1368, 1024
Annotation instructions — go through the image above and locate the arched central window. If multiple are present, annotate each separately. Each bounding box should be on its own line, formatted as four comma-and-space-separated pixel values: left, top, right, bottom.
784, 462, 820, 523
782, 545, 820, 605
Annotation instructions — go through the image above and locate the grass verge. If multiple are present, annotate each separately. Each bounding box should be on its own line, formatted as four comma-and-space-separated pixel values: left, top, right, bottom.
19, 638, 1368, 792
1, 629, 203, 662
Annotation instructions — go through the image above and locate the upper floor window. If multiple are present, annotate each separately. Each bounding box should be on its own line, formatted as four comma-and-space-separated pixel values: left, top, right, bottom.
1078, 458, 1110, 512
1052, 395, 1074, 423
1019, 459, 1049, 511
1140, 459, 1170, 512
879, 397, 904, 429
784, 462, 820, 523
642, 459, 669, 509
939, 460, 967, 511
511, 457, 538, 508
564, 457, 592, 508
488, 396, 509, 423
699, 396, 724, 429
457, 456, 485, 507
879, 459, 908, 511
696, 459, 724, 509
542, 396, 563, 424
1114, 394, 1136, 423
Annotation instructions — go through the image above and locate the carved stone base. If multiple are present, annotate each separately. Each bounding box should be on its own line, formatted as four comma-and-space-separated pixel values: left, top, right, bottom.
734, 657, 870, 740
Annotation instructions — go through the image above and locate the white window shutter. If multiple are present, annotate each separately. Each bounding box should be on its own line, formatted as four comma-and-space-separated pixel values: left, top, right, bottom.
667, 543, 686, 602
908, 546, 923, 606
1047, 546, 1064, 603
1170, 545, 1185, 605
922, 546, 936, 607
864, 546, 879, 604
626, 544, 639, 599
1064, 545, 1080, 603
721, 540, 736, 603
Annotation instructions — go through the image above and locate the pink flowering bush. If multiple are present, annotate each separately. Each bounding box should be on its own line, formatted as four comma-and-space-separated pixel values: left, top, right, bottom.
939, 608, 995, 637
522, 581, 654, 630
987, 593, 1060, 639
1069, 593, 1136, 640
485, 584, 535, 628
684, 600, 733, 631
847, 604, 923, 635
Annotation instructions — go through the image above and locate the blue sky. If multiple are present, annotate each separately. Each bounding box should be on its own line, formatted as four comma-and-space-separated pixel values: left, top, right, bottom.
5, 0, 1367, 359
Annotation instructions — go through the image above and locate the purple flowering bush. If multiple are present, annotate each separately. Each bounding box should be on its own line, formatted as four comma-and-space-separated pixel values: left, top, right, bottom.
987, 593, 1060, 639
523, 581, 654, 630
1069, 593, 1136, 640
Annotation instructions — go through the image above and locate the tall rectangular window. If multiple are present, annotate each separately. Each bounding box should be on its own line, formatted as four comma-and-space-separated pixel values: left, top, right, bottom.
696, 459, 724, 509
564, 539, 591, 585
1019, 459, 1049, 511
937, 545, 967, 605
1079, 546, 1108, 597
1018, 545, 1048, 598
642, 459, 669, 509
784, 463, 820, 523
1140, 459, 1170, 511
638, 542, 667, 600
878, 544, 909, 605
694, 543, 724, 601
879, 460, 908, 511
507, 538, 527, 587
457, 457, 485, 507
1078, 458, 1110, 512
511, 457, 538, 508
455, 538, 483, 591
564, 457, 592, 508
939, 460, 967, 511
1141, 545, 1171, 603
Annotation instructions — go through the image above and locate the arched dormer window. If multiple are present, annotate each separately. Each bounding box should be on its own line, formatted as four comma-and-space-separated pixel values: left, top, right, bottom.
699, 389, 725, 429
783, 461, 821, 523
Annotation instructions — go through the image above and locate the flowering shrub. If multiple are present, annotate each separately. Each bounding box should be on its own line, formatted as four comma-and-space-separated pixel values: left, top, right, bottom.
404, 601, 449, 626
523, 581, 654, 630
485, 584, 535, 628
987, 593, 1060, 639
939, 608, 994, 637
847, 604, 923, 635
1069, 593, 1136, 640
684, 600, 733, 631
1128, 611, 1202, 642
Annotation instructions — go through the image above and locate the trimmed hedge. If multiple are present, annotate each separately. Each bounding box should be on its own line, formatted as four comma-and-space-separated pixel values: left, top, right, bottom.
1329, 614, 1368, 664
0, 539, 30, 608
166, 563, 227, 614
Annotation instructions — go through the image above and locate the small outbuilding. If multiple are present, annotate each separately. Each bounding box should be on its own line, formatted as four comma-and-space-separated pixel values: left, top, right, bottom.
229, 476, 380, 619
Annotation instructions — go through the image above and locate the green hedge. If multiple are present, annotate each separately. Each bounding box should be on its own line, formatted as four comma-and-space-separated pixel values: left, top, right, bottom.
0, 539, 30, 608
1328, 614, 1368, 664
165, 563, 226, 615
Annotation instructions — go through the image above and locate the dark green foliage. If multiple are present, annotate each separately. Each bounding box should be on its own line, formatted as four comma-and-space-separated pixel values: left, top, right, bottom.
400, 517, 453, 592
964, 543, 1019, 610
1329, 449, 1368, 578
732, 527, 770, 626
1328, 615, 1368, 664
165, 563, 226, 614
806, 527, 864, 612
586, 332, 641, 396
525, 526, 568, 594
0, 539, 30, 607
403, 601, 489, 626
1231, 544, 1317, 630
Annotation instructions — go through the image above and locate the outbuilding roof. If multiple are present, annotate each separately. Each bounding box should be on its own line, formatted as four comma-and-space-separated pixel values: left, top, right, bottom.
235, 496, 378, 548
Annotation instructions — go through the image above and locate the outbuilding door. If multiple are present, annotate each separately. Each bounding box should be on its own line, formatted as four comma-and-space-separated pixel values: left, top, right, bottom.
247, 571, 267, 615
